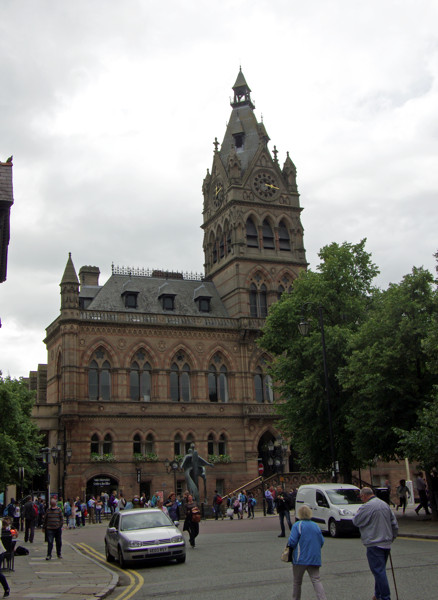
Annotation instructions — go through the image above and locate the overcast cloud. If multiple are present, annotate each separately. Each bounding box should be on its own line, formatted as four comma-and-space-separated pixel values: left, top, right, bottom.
1, 0, 437, 378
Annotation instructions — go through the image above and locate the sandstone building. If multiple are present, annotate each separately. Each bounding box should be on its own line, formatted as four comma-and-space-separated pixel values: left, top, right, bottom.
32, 70, 308, 502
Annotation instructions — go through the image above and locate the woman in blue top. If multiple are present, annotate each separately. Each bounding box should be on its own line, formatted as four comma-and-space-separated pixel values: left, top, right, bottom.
288, 504, 327, 600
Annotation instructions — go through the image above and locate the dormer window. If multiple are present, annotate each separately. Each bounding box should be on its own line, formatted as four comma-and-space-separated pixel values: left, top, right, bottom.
197, 297, 211, 313
194, 285, 212, 313
161, 295, 175, 311
233, 133, 244, 149
79, 297, 92, 309
122, 291, 138, 309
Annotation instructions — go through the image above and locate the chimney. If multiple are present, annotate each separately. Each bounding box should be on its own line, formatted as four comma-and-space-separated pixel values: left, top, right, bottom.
79, 265, 100, 287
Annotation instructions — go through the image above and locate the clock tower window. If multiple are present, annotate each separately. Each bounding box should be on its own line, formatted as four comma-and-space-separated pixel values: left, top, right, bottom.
278, 220, 291, 251
246, 218, 259, 248
262, 220, 275, 249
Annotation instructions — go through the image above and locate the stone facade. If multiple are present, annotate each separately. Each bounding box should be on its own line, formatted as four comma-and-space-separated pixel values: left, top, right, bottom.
32, 71, 308, 502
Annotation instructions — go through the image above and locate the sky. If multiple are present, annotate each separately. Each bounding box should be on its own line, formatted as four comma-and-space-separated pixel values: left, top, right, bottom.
1, 0, 437, 379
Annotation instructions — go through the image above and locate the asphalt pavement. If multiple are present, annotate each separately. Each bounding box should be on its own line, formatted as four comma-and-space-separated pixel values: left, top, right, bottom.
2, 507, 437, 600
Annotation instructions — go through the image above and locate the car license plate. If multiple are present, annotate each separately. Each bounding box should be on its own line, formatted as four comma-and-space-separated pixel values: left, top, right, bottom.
148, 546, 168, 554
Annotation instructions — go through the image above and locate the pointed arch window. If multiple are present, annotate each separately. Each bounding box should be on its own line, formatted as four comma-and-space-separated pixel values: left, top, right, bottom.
185, 434, 194, 454
218, 433, 227, 455
130, 355, 151, 401
262, 219, 275, 249
133, 433, 142, 455
207, 433, 215, 455
208, 362, 228, 402
278, 220, 291, 251
219, 235, 225, 259
226, 229, 232, 254
88, 351, 111, 400
170, 362, 191, 402
103, 433, 113, 455
250, 283, 268, 318
174, 434, 183, 456
246, 218, 259, 248
145, 433, 154, 454
90, 433, 100, 455
254, 366, 274, 403
277, 284, 285, 300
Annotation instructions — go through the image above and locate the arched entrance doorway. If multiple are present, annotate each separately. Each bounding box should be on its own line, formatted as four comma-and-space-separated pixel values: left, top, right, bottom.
86, 474, 119, 499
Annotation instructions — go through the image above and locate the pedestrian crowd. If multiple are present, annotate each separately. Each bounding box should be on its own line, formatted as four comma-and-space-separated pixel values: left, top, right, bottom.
2, 470, 438, 600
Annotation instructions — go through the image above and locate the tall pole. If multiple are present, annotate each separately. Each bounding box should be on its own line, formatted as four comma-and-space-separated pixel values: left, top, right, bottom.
318, 306, 337, 483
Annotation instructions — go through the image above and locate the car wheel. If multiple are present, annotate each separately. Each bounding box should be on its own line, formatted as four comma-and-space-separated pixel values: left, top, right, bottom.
118, 546, 126, 568
105, 541, 114, 563
176, 554, 186, 564
328, 518, 338, 538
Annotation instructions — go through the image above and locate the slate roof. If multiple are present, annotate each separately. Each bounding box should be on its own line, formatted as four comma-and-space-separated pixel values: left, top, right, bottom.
82, 274, 230, 318
220, 103, 262, 173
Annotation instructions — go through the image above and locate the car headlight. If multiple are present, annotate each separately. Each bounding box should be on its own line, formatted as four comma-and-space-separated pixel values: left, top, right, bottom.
338, 508, 352, 516
129, 541, 145, 548
170, 535, 183, 544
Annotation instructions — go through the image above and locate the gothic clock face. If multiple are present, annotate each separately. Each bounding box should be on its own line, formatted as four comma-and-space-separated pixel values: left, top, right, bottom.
212, 180, 224, 208
252, 171, 280, 200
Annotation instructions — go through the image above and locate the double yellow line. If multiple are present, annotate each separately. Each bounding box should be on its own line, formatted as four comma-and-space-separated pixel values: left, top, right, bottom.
76, 542, 144, 600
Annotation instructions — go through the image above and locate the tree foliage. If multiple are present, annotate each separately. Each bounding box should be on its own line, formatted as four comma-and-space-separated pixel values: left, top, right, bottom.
0, 374, 42, 489
340, 267, 438, 462
259, 240, 379, 480
395, 392, 438, 472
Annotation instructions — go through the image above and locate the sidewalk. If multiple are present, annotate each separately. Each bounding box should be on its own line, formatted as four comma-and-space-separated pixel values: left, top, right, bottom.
2, 507, 437, 599
1, 524, 117, 600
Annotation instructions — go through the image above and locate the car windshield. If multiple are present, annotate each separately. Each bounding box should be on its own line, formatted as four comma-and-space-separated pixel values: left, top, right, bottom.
120, 512, 172, 531
326, 489, 362, 505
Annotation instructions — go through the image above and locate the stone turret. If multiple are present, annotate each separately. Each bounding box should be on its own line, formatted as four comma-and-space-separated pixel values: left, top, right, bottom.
60, 253, 79, 310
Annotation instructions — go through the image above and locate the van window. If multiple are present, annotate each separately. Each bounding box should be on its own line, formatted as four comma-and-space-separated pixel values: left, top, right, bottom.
326, 489, 362, 505
316, 491, 329, 508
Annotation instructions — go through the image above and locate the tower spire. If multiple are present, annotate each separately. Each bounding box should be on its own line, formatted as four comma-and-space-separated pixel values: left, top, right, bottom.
231, 67, 255, 109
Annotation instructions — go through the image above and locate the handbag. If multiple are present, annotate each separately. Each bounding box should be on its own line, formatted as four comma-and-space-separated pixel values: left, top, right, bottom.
280, 546, 292, 563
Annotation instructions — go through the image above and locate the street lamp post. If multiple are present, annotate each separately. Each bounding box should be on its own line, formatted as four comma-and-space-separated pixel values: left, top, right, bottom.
165, 458, 181, 495
298, 303, 337, 482
267, 437, 289, 483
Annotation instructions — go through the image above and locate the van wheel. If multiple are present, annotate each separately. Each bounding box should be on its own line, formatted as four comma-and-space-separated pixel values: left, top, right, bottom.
328, 519, 338, 538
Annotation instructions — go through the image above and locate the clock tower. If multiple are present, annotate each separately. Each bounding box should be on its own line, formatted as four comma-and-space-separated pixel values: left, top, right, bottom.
202, 69, 307, 318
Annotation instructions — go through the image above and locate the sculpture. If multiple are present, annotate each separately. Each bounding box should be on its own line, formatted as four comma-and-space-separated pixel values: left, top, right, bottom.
181, 443, 213, 504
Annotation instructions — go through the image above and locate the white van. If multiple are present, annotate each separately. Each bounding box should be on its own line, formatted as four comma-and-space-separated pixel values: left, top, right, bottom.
295, 483, 362, 537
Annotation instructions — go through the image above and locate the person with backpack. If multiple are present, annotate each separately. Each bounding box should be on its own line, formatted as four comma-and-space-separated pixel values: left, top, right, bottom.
183, 494, 200, 547
247, 492, 256, 519
212, 490, 223, 520
23, 496, 38, 543
63, 499, 72, 527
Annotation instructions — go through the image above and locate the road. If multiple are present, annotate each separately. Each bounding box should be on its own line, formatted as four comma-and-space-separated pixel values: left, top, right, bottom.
73, 516, 438, 600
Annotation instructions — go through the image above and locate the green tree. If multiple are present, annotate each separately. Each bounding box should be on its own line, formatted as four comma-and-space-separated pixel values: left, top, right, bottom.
0, 374, 42, 490
259, 239, 379, 481
340, 267, 438, 463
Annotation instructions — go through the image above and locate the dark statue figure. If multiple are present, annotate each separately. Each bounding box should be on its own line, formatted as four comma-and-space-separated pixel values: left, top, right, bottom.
181, 443, 213, 504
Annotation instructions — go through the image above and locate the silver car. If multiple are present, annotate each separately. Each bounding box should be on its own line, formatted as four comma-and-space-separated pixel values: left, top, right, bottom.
105, 508, 186, 567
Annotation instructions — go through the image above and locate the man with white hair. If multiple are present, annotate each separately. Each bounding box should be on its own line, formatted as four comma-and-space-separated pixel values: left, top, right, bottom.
353, 487, 398, 600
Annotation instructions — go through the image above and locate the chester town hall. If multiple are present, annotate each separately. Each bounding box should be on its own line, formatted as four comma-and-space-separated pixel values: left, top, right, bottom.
30, 70, 308, 502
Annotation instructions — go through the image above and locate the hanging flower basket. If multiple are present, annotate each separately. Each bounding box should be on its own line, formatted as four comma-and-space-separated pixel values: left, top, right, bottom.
90, 453, 116, 463
208, 454, 231, 464
133, 452, 159, 463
